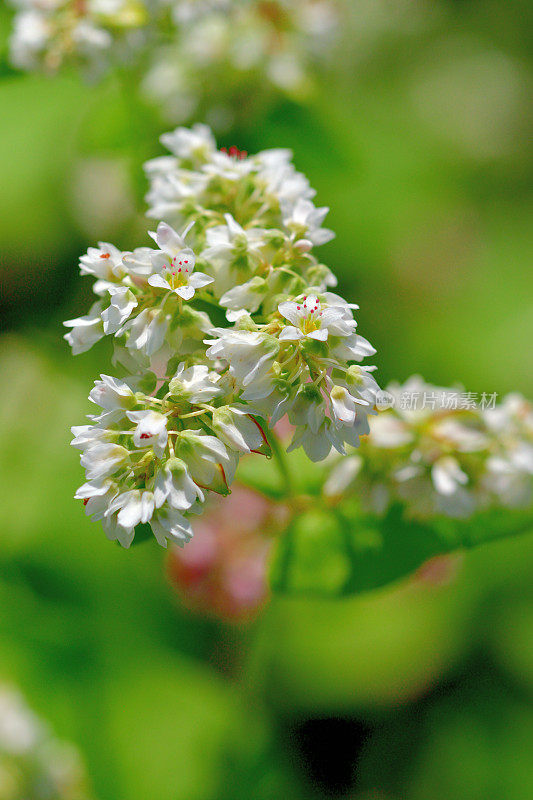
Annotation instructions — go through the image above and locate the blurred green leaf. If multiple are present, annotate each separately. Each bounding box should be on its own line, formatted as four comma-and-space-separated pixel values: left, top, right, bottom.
269, 505, 533, 597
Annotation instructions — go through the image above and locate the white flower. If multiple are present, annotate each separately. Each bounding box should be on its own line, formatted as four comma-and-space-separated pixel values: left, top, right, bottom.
330, 385, 368, 425
122, 246, 159, 277
159, 123, 217, 163
79, 242, 126, 294
127, 410, 168, 458
154, 458, 204, 510
80, 442, 129, 480
168, 362, 222, 403
259, 159, 315, 207
288, 419, 337, 462
485, 452, 533, 508
278, 295, 356, 342
367, 414, 413, 449
203, 150, 255, 181
219, 276, 268, 315
431, 456, 469, 496
282, 198, 334, 246
102, 512, 135, 548
205, 329, 279, 401
9, 10, 50, 70
331, 332, 376, 362
150, 507, 193, 548
106, 489, 155, 530
75, 478, 118, 519
202, 214, 267, 295
323, 456, 363, 497
212, 406, 268, 454
101, 286, 137, 334
71, 19, 112, 53
175, 430, 236, 494
0, 687, 40, 754
63, 300, 104, 354
144, 170, 209, 224
122, 308, 168, 356
89, 374, 135, 412
71, 424, 110, 450
147, 222, 212, 299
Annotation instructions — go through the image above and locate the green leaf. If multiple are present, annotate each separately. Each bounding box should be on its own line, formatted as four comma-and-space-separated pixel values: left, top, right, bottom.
269, 505, 533, 597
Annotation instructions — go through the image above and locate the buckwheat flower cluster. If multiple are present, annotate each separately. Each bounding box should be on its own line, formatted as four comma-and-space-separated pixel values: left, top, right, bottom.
8, 0, 340, 111
324, 376, 533, 519
142, 0, 340, 124
0, 685, 93, 800
66, 124, 379, 546
8, 0, 151, 73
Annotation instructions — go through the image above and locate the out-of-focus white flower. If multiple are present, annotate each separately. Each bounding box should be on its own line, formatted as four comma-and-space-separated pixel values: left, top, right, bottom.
322, 377, 533, 519
0, 684, 94, 799
160, 122, 217, 162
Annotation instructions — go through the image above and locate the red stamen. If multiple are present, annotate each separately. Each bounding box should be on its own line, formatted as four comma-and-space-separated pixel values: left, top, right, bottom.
100, 253, 110, 259
220, 146, 247, 160
83, 498, 89, 505
140, 432, 151, 440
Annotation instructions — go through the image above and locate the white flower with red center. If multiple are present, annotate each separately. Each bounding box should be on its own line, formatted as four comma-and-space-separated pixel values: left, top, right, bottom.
278, 294, 356, 342
127, 410, 168, 458
79, 242, 127, 294
147, 221, 213, 300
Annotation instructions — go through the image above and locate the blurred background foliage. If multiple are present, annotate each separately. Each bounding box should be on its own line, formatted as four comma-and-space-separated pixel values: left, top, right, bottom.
1, 1, 532, 798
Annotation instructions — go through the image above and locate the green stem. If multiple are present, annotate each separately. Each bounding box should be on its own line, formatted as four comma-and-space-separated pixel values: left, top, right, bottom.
265, 427, 294, 498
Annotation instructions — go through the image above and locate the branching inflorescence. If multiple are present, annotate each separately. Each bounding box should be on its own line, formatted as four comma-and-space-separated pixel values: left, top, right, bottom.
8, 0, 340, 122
66, 124, 379, 548
325, 377, 533, 519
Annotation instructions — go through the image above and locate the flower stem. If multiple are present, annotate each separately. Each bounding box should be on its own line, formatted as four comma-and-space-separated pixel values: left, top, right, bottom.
266, 427, 294, 498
